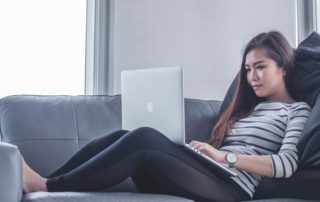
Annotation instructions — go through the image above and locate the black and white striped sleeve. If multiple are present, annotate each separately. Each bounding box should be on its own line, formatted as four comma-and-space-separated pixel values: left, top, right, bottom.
269, 103, 311, 178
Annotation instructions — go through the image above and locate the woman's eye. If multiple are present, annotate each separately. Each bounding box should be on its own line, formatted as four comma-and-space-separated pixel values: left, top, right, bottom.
245, 68, 251, 72
256, 65, 264, 69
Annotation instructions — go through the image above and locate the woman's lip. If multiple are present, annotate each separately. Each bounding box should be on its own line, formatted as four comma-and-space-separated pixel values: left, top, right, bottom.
252, 85, 262, 90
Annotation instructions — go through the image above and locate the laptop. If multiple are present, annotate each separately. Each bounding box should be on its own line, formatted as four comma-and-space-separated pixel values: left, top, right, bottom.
121, 66, 237, 177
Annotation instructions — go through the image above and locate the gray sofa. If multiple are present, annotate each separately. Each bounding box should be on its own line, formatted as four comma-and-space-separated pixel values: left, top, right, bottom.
0, 95, 318, 202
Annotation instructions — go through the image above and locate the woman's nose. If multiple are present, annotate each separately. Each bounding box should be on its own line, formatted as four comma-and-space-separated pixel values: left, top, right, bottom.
250, 70, 259, 81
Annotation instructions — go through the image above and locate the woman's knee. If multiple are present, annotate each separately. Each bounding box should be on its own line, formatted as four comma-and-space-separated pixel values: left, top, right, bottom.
133, 127, 161, 135
89, 129, 129, 148
124, 127, 168, 146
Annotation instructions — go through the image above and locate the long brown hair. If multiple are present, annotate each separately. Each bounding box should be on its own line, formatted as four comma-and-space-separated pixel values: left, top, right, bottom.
209, 31, 295, 148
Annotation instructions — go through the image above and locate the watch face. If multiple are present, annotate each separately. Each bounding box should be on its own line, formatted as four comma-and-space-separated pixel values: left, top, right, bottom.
227, 153, 237, 163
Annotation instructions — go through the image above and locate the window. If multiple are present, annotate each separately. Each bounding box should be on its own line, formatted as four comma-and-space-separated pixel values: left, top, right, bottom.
316, 0, 320, 32
0, 0, 86, 98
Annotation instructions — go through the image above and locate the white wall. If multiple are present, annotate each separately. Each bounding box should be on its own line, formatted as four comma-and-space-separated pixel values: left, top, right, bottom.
110, 0, 297, 100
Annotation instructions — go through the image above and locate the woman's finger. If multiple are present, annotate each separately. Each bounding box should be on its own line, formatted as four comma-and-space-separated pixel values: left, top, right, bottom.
190, 140, 200, 147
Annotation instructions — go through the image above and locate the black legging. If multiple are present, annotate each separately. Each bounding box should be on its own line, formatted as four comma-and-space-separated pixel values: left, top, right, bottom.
46, 127, 250, 202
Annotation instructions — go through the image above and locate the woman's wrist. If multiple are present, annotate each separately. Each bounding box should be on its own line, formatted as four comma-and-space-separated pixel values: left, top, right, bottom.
213, 150, 228, 163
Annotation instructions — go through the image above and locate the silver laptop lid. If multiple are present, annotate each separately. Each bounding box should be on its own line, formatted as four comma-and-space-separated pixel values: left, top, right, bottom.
121, 66, 185, 144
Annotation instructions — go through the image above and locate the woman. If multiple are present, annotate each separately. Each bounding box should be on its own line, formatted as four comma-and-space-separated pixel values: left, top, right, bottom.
23, 31, 311, 202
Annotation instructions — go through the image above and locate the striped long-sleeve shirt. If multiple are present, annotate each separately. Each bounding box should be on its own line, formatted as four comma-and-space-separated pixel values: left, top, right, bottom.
219, 100, 311, 198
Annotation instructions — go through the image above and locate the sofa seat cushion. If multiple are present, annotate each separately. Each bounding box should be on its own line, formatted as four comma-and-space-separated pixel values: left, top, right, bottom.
247, 199, 318, 202
22, 192, 194, 202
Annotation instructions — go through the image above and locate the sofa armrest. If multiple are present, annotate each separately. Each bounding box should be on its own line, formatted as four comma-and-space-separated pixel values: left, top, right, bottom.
0, 142, 23, 202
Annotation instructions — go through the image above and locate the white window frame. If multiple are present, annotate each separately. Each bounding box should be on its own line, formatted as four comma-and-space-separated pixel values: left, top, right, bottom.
297, 0, 317, 43
315, 0, 320, 32
85, 0, 115, 95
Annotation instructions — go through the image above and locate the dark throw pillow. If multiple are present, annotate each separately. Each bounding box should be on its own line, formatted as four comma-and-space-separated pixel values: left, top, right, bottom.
292, 31, 320, 106
253, 169, 320, 200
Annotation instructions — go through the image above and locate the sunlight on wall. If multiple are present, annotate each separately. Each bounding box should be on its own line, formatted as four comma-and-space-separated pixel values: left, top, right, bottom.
0, 0, 86, 98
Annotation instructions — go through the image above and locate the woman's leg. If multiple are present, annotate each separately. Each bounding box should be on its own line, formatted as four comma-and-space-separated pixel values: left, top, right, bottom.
47, 129, 129, 177
129, 144, 249, 202
46, 127, 250, 202
23, 130, 129, 193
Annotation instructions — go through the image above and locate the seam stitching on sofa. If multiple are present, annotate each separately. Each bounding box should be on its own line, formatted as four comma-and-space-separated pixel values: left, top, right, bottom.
207, 101, 216, 121
12, 138, 79, 141
71, 97, 80, 149
7, 138, 95, 144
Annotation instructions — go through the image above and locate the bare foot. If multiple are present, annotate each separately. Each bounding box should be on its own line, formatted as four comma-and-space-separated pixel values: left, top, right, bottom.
22, 158, 48, 194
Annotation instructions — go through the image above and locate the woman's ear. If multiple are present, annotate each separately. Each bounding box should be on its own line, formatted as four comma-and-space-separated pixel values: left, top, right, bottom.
281, 68, 286, 76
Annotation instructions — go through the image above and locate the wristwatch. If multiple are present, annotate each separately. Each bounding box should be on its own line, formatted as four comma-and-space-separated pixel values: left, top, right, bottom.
226, 153, 238, 168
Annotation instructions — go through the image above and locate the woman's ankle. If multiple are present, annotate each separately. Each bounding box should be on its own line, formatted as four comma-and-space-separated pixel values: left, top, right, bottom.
22, 159, 48, 193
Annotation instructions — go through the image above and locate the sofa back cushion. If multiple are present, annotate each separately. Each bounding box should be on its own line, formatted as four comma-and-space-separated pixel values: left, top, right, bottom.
184, 98, 221, 142
0, 95, 221, 176
0, 95, 122, 176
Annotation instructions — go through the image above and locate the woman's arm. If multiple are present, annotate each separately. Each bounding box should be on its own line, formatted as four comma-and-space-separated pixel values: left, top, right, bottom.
229, 153, 272, 177
191, 102, 311, 178
190, 141, 273, 177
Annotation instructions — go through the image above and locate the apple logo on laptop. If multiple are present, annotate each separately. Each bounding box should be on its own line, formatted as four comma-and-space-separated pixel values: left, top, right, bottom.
147, 102, 154, 112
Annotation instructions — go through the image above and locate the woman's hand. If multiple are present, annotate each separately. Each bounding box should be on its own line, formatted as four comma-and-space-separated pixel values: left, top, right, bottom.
189, 140, 228, 163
